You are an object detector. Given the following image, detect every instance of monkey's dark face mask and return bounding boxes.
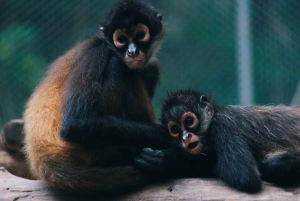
[168,112,203,155]
[112,24,150,69]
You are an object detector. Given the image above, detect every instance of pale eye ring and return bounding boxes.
[134,24,150,43]
[168,121,181,138]
[113,29,127,48]
[180,112,199,129]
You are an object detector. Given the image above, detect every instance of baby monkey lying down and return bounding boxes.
[160,89,300,193]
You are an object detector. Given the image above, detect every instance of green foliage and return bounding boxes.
[0,24,46,126]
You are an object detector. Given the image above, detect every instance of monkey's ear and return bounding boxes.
[100,26,105,31]
[156,13,163,21]
[199,95,214,133]
[199,95,209,108]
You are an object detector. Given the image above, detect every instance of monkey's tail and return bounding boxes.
[36,156,151,193]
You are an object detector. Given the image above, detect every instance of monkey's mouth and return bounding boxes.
[186,140,202,154]
[188,141,199,150]
[125,54,146,69]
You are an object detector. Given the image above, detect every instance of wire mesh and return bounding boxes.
[1,0,300,127]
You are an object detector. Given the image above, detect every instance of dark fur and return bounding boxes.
[59,38,166,149]
[22,0,170,193]
[161,89,300,193]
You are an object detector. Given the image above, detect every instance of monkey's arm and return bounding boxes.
[59,39,170,149]
[140,61,160,100]
[210,121,262,193]
[134,147,216,178]
[61,114,170,149]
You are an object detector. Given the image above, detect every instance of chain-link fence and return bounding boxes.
[1,0,300,127]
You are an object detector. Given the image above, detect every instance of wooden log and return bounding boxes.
[1,164,300,200]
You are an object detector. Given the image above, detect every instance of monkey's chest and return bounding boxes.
[119,81,155,123]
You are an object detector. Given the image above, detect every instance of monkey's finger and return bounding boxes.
[140,147,165,157]
[134,158,163,172]
[138,150,165,165]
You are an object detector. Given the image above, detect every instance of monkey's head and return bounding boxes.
[101,0,165,69]
[161,89,214,155]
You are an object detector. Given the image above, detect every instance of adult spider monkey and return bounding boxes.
[2,0,172,193]
[161,89,300,193]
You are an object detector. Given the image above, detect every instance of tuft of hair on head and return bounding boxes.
[101,0,165,40]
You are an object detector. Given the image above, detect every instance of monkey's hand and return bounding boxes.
[134,147,216,178]
[134,148,174,174]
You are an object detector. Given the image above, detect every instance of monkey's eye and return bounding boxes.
[181,112,199,129]
[118,35,127,44]
[170,125,180,134]
[136,31,145,40]
[133,24,150,43]
[113,30,128,48]
[185,117,194,126]
[168,121,181,138]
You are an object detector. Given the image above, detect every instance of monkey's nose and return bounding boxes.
[127,48,140,58]
[135,48,140,55]
[182,133,193,142]
[126,49,132,57]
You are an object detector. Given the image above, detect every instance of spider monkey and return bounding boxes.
[2,0,172,193]
[161,89,300,193]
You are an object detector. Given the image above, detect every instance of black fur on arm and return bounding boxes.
[59,38,169,149]
[210,111,262,193]
[140,61,161,100]
[134,146,216,178]
[61,114,169,149]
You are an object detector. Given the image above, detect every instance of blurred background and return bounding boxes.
[1,0,300,127]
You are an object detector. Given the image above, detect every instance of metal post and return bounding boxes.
[237,0,254,105]
[291,79,300,106]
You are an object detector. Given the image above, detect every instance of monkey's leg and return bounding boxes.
[260,152,300,186]
[28,147,153,192]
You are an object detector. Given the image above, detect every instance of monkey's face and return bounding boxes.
[101,0,165,69]
[162,90,214,155]
[167,112,203,155]
[112,24,151,69]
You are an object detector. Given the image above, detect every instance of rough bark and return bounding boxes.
[1,151,300,201]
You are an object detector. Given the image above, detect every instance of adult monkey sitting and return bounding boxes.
[2,0,171,193]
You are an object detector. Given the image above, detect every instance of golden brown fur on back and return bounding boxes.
[24,41,83,181]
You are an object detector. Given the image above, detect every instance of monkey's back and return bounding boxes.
[217,105,300,156]
[23,40,94,181]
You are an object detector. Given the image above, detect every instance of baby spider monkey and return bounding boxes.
[161,89,300,193]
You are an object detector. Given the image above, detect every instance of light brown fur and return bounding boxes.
[24,42,81,180]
